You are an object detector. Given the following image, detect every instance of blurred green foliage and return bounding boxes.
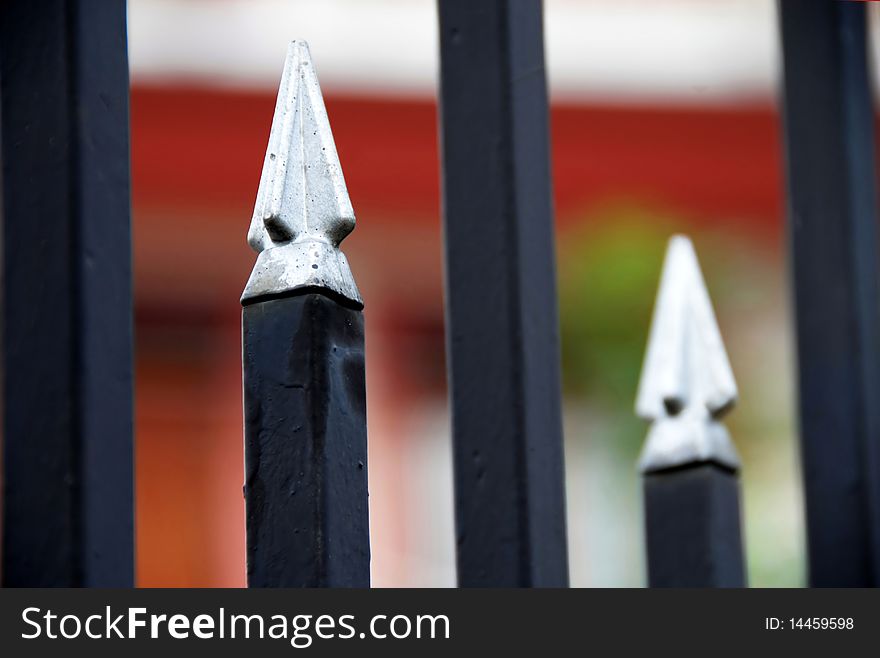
[557,205,676,453]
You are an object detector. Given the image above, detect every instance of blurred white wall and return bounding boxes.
[128,0,780,104]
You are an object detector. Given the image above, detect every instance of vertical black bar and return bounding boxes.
[0,0,133,586]
[644,464,746,588]
[437,0,569,587]
[778,0,880,586]
[243,294,370,587]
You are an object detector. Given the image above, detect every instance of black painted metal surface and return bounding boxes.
[0,0,133,587]
[243,293,369,587]
[644,464,746,588]
[437,0,568,587]
[778,0,880,586]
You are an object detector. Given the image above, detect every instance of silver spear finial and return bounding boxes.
[635,235,740,473]
[242,41,362,307]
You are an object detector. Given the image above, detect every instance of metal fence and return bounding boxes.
[1,0,879,588]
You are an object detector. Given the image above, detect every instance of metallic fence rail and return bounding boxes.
[241,42,370,588]
[0,0,133,587]
[778,0,880,587]
[436,0,570,588]
[637,237,746,587]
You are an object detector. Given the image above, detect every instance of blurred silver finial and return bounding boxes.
[242,41,362,307]
[635,235,739,473]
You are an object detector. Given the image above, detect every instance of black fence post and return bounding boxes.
[436,0,569,587]
[637,237,746,588]
[778,0,880,586]
[0,0,134,587]
[241,42,370,588]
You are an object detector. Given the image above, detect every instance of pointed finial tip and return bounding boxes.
[242,38,361,306]
[665,234,698,265]
[635,233,739,471]
[286,39,311,60]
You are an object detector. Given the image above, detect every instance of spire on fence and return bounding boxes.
[636,235,739,474]
[241,41,369,588]
[636,235,746,588]
[242,40,362,308]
